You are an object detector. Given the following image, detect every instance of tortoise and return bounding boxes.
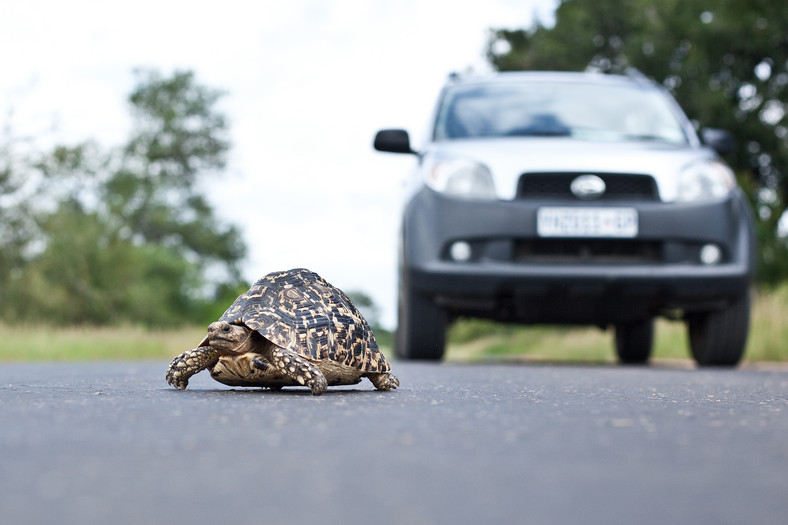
[166,268,399,395]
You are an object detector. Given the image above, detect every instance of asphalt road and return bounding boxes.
[1,361,787,525]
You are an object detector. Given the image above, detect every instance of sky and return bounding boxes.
[1,0,557,328]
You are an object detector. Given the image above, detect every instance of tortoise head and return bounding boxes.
[206,321,256,354]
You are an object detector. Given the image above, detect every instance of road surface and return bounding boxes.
[1,361,787,524]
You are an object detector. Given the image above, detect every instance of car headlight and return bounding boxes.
[677,160,736,202]
[425,157,496,199]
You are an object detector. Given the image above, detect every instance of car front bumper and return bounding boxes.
[402,188,756,325]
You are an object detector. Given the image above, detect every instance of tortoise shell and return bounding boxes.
[210,268,389,373]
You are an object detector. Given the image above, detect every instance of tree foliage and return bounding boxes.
[487,0,788,284]
[0,128,32,292]
[0,70,247,326]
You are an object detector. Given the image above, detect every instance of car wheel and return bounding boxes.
[614,319,654,364]
[395,269,447,360]
[687,292,750,367]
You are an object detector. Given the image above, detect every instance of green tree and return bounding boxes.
[0,69,247,326]
[111,69,245,281]
[0,127,32,298]
[487,0,788,283]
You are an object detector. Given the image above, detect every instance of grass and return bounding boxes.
[445,285,788,365]
[0,324,207,362]
[0,287,786,364]
[446,319,687,364]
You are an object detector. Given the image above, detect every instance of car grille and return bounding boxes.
[514,239,663,264]
[516,173,659,201]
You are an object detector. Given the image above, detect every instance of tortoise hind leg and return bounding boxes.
[367,372,400,391]
[166,346,221,390]
[268,346,328,395]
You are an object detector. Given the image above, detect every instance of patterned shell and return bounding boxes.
[212,268,390,373]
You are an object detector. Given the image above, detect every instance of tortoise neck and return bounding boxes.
[239,329,256,351]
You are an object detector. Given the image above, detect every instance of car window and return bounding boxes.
[434,80,689,145]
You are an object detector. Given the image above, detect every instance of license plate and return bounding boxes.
[537,207,638,238]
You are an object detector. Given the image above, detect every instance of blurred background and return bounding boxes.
[0,0,557,331]
[2,0,787,363]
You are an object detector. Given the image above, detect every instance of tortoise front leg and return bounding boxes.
[267,346,328,395]
[166,346,221,390]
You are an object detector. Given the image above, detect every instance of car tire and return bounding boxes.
[395,270,447,361]
[687,292,750,367]
[614,319,654,364]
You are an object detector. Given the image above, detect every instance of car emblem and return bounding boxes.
[570,174,606,200]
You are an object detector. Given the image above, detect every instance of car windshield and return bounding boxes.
[434,78,689,144]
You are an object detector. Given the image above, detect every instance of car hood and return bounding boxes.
[424,138,719,202]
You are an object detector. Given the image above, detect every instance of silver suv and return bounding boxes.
[374,71,756,366]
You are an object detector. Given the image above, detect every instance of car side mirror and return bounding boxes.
[701,128,735,156]
[373,129,416,154]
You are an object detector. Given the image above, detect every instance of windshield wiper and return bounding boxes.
[621,134,673,142]
[505,127,571,137]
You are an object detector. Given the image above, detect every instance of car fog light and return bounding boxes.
[449,241,472,262]
[700,244,722,265]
